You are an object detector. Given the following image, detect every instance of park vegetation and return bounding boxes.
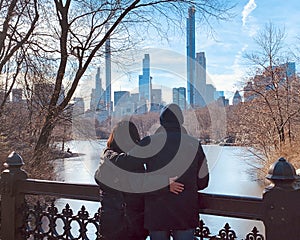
[228,23,300,181]
[0,0,234,178]
[1,1,300,183]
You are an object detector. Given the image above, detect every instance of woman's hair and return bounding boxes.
[107,120,140,153]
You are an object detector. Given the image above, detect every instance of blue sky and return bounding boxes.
[80,0,300,105]
[199,0,300,95]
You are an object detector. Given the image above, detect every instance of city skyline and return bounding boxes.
[151,0,300,97]
[78,0,300,108]
[86,4,227,110]
[89,50,228,119]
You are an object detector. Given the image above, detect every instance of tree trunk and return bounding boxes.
[33,114,56,162]
[279,126,285,144]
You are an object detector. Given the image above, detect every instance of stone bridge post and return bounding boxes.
[263,157,300,240]
[0,152,28,240]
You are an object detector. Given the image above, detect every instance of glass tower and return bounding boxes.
[195,52,206,107]
[186,6,196,107]
[173,87,186,110]
[139,54,151,102]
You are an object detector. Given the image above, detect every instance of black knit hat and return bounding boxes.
[160,103,184,126]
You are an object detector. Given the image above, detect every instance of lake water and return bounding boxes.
[54,140,265,239]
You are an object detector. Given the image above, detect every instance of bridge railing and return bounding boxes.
[1,152,300,239]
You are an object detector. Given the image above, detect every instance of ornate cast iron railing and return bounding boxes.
[21,200,264,240]
[1,152,300,240]
[21,202,102,239]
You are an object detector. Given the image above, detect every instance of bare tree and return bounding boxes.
[18,0,233,161]
[233,23,300,162]
[0,0,39,114]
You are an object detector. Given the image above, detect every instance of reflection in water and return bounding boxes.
[54,140,265,239]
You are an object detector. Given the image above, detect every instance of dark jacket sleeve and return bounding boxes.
[94,155,118,192]
[115,153,170,194]
[197,144,209,190]
[114,153,145,173]
[94,149,128,193]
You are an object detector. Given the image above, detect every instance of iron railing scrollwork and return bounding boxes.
[21,201,102,240]
[195,219,211,238]
[244,227,264,240]
[21,201,264,240]
[194,219,264,240]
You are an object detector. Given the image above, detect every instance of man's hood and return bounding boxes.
[159,103,184,127]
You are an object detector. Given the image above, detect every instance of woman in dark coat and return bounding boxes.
[94,120,148,240]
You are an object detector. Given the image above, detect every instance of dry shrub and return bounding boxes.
[254,141,300,186]
[269,142,300,171]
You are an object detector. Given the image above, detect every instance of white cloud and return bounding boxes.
[242,0,257,27]
[208,44,249,101]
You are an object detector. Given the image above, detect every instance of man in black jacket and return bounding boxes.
[127,103,209,240]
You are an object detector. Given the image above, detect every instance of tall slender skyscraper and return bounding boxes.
[139,54,151,102]
[186,6,196,107]
[105,25,112,114]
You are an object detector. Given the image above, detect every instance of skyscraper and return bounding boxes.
[90,67,105,110]
[232,90,242,105]
[139,54,151,103]
[280,62,296,77]
[150,88,162,112]
[95,67,103,99]
[195,52,206,107]
[114,91,130,107]
[151,88,162,104]
[186,6,196,107]
[205,84,216,104]
[173,87,186,110]
[105,25,112,114]
[73,97,85,115]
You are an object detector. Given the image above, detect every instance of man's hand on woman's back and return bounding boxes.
[169,176,184,194]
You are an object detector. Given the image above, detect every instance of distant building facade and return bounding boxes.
[151,88,162,104]
[173,87,186,110]
[12,88,23,102]
[150,88,162,112]
[90,67,105,111]
[73,97,85,116]
[195,52,206,107]
[280,62,296,78]
[242,61,296,102]
[232,90,242,105]
[217,96,229,106]
[205,84,216,104]
[243,81,254,102]
[114,91,130,107]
